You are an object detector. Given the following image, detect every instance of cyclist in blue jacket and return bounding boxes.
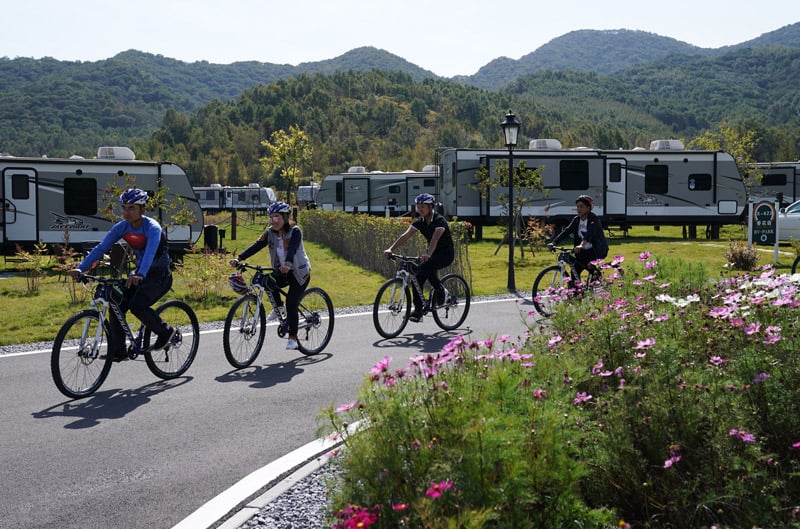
[384,193,454,322]
[69,188,175,360]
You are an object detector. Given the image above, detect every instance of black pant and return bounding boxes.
[110,267,173,349]
[266,271,309,336]
[573,248,599,280]
[413,250,454,312]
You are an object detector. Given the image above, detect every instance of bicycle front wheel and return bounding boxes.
[532,265,570,317]
[432,274,471,331]
[793,254,800,274]
[296,287,334,356]
[373,278,410,339]
[144,300,200,379]
[51,309,114,399]
[223,294,267,368]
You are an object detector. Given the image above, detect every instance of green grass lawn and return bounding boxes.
[1,222,796,346]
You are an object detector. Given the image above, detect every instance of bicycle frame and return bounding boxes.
[389,256,431,313]
[234,263,308,334]
[86,279,147,358]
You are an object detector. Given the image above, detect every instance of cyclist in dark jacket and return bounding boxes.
[384,193,454,322]
[69,188,175,360]
[548,194,608,281]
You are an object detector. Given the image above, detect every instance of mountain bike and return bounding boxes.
[223,262,334,368]
[373,254,470,339]
[51,274,200,399]
[531,246,623,317]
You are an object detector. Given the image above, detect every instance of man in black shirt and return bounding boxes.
[384,193,454,322]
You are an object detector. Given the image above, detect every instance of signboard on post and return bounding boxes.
[751,201,776,245]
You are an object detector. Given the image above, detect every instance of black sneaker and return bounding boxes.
[102,347,128,362]
[434,288,446,306]
[152,326,176,350]
[409,311,423,323]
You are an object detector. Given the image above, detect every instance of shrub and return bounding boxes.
[724,239,759,270]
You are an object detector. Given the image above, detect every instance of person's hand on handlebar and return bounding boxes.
[546,243,554,251]
[229,258,239,267]
[67,268,83,281]
[383,249,393,259]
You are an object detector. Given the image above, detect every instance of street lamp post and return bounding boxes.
[501,109,521,291]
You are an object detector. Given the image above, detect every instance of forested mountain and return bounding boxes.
[1,23,798,183]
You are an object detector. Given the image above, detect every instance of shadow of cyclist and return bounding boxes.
[372,329,472,354]
[32,377,192,429]
[215,353,332,389]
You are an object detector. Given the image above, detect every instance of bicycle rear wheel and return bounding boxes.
[532,265,570,317]
[144,300,200,379]
[296,287,334,356]
[373,278,410,339]
[432,274,471,331]
[223,294,266,369]
[51,309,114,399]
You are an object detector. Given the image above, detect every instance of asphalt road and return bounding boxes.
[0,296,535,529]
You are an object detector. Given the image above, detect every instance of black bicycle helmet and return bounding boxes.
[228,273,249,295]
[268,201,291,215]
[119,188,148,205]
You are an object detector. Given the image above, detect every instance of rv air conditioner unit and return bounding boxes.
[96,146,136,160]
[347,166,367,173]
[649,140,685,151]
[529,139,562,150]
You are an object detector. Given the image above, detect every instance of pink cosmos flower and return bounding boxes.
[709,356,729,366]
[639,252,651,261]
[532,388,548,401]
[335,401,358,413]
[729,428,756,442]
[753,372,771,383]
[425,480,454,499]
[573,392,592,405]
[744,323,761,335]
[369,356,392,375]
[633,338,655,349]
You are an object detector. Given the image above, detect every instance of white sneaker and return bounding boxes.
[286,338,299,350]
[266,310,278,322]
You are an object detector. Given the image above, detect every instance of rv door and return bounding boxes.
[343,178,369,213]
[3,168,38,243]
[605,158,626,218]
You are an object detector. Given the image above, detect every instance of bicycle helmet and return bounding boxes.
[119,188,148,205]
[415,193,435,205]
[268,201,291,215]
[576,195,593,208]
[228,272,249,295]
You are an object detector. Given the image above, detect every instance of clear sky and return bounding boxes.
[3,0,797,77]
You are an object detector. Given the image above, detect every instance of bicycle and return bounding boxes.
[792,253,800,275]
[531,246,623,318]
[372,254,471,339]
[51,274,200,399]
[223,262,334,368]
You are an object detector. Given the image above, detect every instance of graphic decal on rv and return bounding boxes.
[633,192,664,206]
[49,212,93,231]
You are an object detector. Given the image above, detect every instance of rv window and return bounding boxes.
[688,173,712,191]
[608,163,622,183]
[11,173,30,199]
[64,178,98,216]
[389,185,401,194]
[644,165,669,195]
[559,160,589,190]
[423,178,436,187]
[761,172,788,186]
[335,182,343,202]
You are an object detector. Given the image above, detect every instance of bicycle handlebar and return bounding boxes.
[386,253,420,264]
[234,262,275,273]
[76,274,126,285]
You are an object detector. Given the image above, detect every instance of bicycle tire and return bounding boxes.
[432,274,471,331]
[144,300,200,378]
[373,278,411,339]
[793,254,800,274]
[532,265,570,317]
[51,309,114,399]
[296,287,335,356]
[223,294,267,369]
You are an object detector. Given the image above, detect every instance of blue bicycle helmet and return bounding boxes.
[268,201,291,215]
[119,188,148,205]
[415,193,435,205]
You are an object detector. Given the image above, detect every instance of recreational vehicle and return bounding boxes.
[192,183,276,212]
[438,140,748,236]
[316,165,439,215]
[1,148,203,255]
[297,183,320,206]
[748,161,799,206]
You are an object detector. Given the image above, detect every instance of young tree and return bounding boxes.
[259,125,313,205]
[686,124,761,194]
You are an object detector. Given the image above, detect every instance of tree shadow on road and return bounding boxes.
[215,353,332,389]
[32,377,192,429]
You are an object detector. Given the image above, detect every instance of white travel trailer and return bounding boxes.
[192,183,276,212]
[438,140,748,237]
[1,148,203,255]
[316,165,439,215]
